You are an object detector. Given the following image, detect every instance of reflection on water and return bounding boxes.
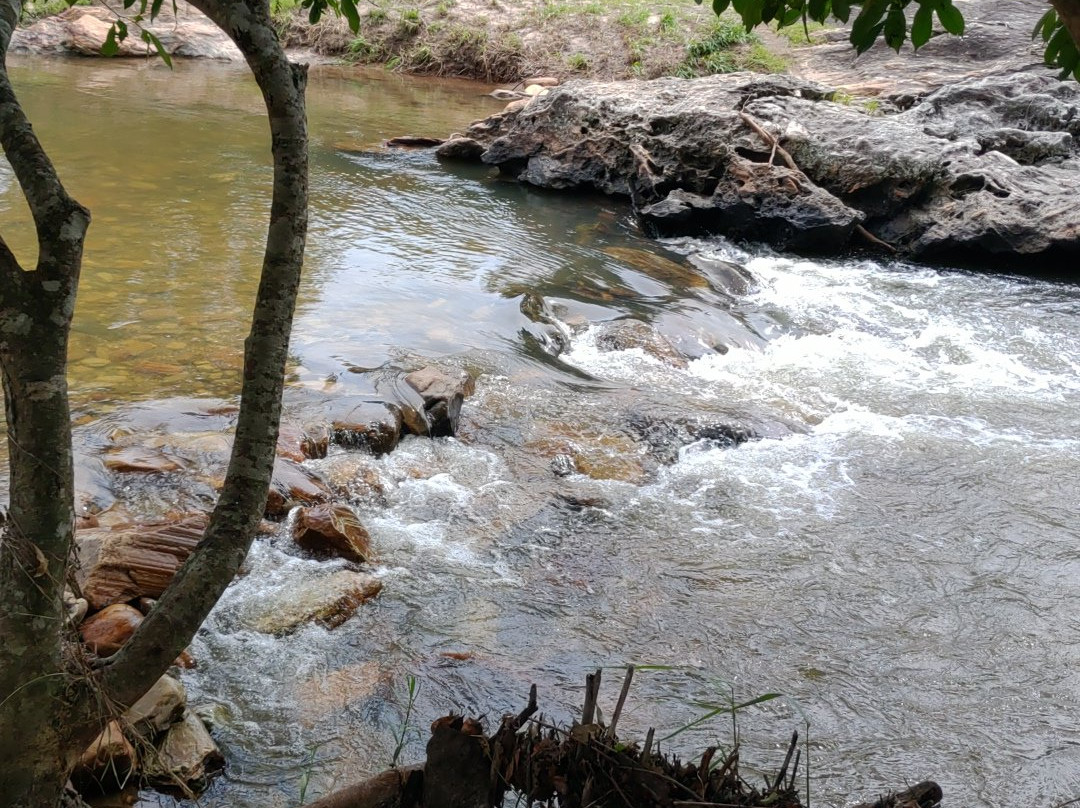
[4,59,1080,808]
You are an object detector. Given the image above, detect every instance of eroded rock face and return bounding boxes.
[449,72,1080,268]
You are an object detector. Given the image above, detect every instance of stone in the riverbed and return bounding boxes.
[79,603,144,657]
[102,446,185,474]
[144,711,224,793]
[123,674,187,738]
[593,319,688,368]
[435,136,486,161]
[265,458,333,518]
[292,504,373,563]
[72,721,136,795]
[301,397,403,456]
[75,515,208,610]
[247,569,383,634]
[404,366,474,438]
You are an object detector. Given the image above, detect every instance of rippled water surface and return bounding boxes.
[4,59,1080,808]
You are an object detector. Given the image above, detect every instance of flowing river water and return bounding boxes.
[3,58,1080,808]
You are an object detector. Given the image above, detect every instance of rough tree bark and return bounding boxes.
[1050,0,1080,52]
[0,0,309,803]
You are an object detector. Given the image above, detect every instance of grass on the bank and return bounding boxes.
[274,0,790,82]
[20,0,88,22]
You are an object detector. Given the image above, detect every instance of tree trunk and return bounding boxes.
[0,0,97,802]
[1050,0,1080,51]
[98,0,310,709]
[0,0,311,802]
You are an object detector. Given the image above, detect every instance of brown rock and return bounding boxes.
[292,504,372,563]
[144,711,224,793]
[435,137,486,161]
[328,399,403,455]
[123,674,186,738]
[102,446,184,474]
[523,76,559,87]
[275,422,310,462]
[80,604,144,657]
[75,516,208,611]
[404,366,474,438]
[73,721,136,795]
[265,458,332,518]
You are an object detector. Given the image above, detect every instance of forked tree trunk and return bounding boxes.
[0,0,310,803]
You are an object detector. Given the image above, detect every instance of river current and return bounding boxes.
[3,59,1080,808]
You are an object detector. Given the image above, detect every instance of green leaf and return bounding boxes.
[1033,9,1058,41]
[150,0,163,20]
[100,24,119,56]
[807,0,828,22]
[911,2,933,49]
[308,0,324,25]
[779,6,802,26]
[850,0,886,52]
[934,1,963,35]
[339,0,360,33]
[115,19,128,40]
[140,29,172,68]
[883,3,906,51]
[832,0,851,22]
[711,0,731,12]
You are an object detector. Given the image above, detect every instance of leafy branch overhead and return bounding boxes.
[699,0,1080,80]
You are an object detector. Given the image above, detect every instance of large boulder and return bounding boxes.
[10,4,241,59]
[75,516,207,611]
[450,72,1080,268]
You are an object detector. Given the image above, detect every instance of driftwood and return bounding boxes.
[305,669,941,808]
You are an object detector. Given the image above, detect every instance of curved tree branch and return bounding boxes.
[99,0,309,708]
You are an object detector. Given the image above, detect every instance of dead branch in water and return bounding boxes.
[305,668,941,808]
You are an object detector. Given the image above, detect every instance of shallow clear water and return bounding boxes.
[4,59,1080,808]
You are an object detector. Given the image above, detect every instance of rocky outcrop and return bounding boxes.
[445,72,1080,269]
[10,4,241,59]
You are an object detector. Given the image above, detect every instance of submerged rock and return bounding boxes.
[247,569,383,634]
[450,72,1080,269]
[265,458,332,518]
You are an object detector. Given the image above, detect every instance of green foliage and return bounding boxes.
[390,674,420,767]
[19,0,88,23]
[696,0,968,55]
[567,51,590,70]
[1034,9,1080,80]
[696,0,1078,81]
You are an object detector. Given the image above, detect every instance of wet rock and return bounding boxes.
[386,135,445,148]
[622,405,768,465]
[685,254,756,296]
[248,569,383,634]
[265,458,332,518]
[123,674,187,738]
[436,136,486,161]
[275,422,311,462]
[72,721,136,795]
[593,319,688,368]
[404,366,474,438]
[306,397,403,455]
[144,711,224,793]
[292,504,373,563]
[75,516,207,610]
[11,3,241,59]
[79,603,144,657]
[102,447,184,474]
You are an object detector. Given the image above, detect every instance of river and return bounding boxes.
[3,58,1080,808]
